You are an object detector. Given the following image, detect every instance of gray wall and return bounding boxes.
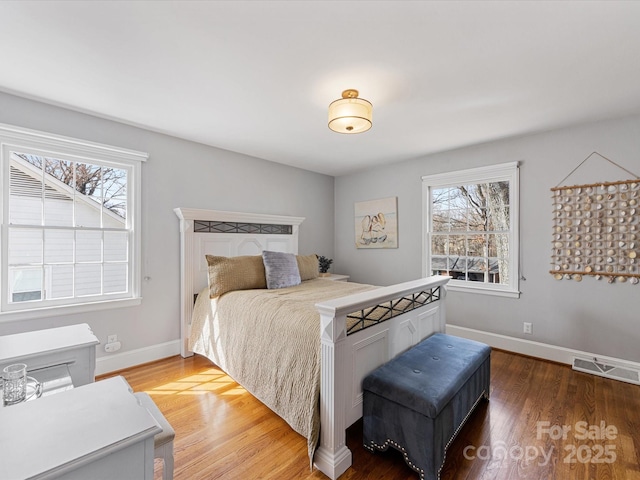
[0,92,335,357]
[2,89,639,366]
[335,114,640,363]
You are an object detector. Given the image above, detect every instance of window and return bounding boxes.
[422,162,520,298]
[1,123,147,320]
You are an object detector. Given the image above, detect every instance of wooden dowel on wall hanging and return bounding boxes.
[550,178,639,192]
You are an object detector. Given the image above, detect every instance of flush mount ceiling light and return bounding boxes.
[328,89,372,134]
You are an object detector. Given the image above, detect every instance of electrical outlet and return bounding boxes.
[523,322,533,335]
[107,334,118,344]
[105,341,121,353]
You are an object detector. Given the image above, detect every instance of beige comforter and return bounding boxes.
[189,278,376,464]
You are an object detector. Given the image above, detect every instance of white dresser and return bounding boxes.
[0,323,99,387]
[0,376,161,479]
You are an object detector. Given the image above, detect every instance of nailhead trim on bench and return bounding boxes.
[365,438,426,479]
[365,390,490,480]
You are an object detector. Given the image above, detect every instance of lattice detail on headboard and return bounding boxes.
[194,220,293,235]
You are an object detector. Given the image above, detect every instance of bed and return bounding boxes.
[175,208,450,479]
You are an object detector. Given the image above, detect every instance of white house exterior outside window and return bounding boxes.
[0,124,147,320]
[422,162,520,298]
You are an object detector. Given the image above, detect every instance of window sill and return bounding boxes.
[0,297,142,322]
[447,283,520,299]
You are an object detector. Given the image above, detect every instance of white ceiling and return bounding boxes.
[2,1,640,177]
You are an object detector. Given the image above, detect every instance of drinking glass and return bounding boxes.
[3,363,27,405]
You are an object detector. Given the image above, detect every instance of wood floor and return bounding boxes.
[99,349,640,480]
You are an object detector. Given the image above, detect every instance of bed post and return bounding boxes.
[174,208,195,358]
[314,304,351,480]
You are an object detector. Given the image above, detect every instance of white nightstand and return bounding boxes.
[324,273,350,282]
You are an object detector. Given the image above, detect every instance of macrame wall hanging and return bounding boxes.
[550,152,640,285]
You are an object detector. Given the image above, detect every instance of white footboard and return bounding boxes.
[313,275,450,479]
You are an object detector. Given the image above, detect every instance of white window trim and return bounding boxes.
[422,162,520,298]
[0,123,147,321]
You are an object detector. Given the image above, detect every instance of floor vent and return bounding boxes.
[572,357,640,385]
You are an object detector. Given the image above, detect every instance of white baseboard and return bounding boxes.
[95,328,640,378]
[95,340,181,375]
[446,324,640,372]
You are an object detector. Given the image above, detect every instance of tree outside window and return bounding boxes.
[0,123,146,319]
[423,163,519,298]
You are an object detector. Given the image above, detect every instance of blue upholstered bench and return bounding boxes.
[363,333,490,480]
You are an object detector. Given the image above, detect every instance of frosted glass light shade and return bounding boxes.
[328,90,372,134]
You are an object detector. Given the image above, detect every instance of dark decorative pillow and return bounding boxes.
[206,255,267,298]
[297,254,319,281]
[262,251,301,289]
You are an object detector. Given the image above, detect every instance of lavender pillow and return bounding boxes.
[262,251,301,289]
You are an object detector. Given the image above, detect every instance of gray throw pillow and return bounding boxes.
[262,250,301,289]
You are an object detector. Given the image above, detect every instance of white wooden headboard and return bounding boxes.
[174,208,305,357]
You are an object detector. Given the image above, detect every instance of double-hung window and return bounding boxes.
[0,123,147,320]
[422,162,520,298]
